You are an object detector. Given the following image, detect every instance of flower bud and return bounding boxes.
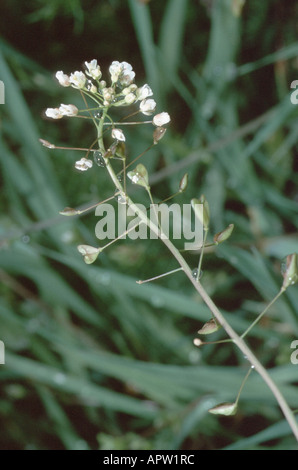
[197,318,221,335]
[208,402,238,416]
[59,207,81,216]
[282,253,298,289]
[39,139,55,149]
[213,224,234,244]
[98,80,106,89]
[153,127,167,144]
[115,142,126,160]
[124,92,136,104]
[179,173,188,192]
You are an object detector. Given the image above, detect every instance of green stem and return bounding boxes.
[196,228,208,281]
[137,267,183,285]
[96,119,298,442]
[235,367,253,406]
[241,287,286,339]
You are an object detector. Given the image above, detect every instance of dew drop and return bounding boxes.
[192,268,198,279]
[93,111,102,119]
[114,189,127,205]
[93,151,106,167]
[192,268,203,280]
[21,235,30,244]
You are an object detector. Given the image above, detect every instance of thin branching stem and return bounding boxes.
[103,157,298,442]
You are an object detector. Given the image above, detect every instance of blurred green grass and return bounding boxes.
[0,0,298,450]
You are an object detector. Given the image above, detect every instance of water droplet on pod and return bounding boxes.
[93,151,106,167]
[192,268,203,280]
[114,189,127,205]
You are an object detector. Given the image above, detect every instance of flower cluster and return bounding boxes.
[46,59,170,120]
[44,59,171,172]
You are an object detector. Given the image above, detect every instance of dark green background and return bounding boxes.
[0,0,298,450]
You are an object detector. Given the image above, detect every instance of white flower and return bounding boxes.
[89,84,97,94]
[119,61,135,86]
[136,84,153,101]
[109,61,123,83]
[69,71,86,89]
[85,59,102,80]
[59,104,79,116]
[152,112,171,127]
[111,128,126,142]
[140,98,156,116]
[75,158,93,171]
[56,71,70,87]
[109,61,135,85]
[45,108,63,119]
[124,92,136,104]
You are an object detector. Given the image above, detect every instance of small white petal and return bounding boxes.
[153,112,171,127]
[111,128,126,142]
[59,104,79,116]
[56,71,70,87]
[140,99,156,116]
[75,158,93,171]
[136,84,153,101]
[69,71,86,89]
[45,108,63,119]
[109,61,122,82]
[85,59,102,80]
